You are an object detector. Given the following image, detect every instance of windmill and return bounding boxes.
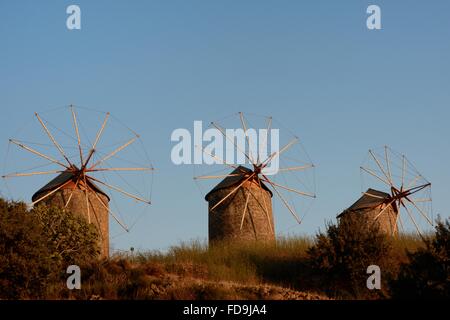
[2,105,154,257]
[194,112,316,243]
[339,146,432,237]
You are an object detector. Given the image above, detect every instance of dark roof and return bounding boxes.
[32,170,109,202]
[205,166,272,201]
[337,188,391,218]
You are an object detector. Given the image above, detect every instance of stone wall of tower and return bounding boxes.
[339,203,398,236]
[207,180,275,244]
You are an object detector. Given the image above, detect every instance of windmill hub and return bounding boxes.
[69,164,80,172]
[253,164,262,175]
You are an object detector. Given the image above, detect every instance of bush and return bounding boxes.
[0,198,100,299]
[307,214,394,299]
[391,218,450,299]
[32,204,100,266]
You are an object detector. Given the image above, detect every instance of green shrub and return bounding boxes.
[391,218,450,299]
[307,214,394,299]
[32,204,100,266]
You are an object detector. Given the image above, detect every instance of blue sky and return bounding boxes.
[1,1,449,252]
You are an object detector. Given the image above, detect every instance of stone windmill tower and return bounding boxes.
[195,112,316,244]
[205,166,274,243]
[337,188,398,235]
[3,106,154,258]
[32,169,110,257]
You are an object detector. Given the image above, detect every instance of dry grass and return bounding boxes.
[131,236,313,286]
[391,232,427,252]
[390,232,428,264]
[45,234,427,300]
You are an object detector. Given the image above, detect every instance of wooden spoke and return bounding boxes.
[31,180,71,206]
[362,192,386,199]
[9,139,69,169]
[86,193,103,237]
[87,167,154,173]
[92,112,110,150]
[2,169,64,178]
[88,176,151,204]
[266,117,272,135]
[384,146,393,186]
[369,149,393,186]
[211,122,253,165]
[239,112,255,164]
[401,155,406,188]
[404,197,433,226]
[210,173,255,212]
[89,136,138,170]
[405,175,422,190]
[240,190,251,230]
[35,113,72,166]
[263,177,301,224]
[65,192,74,208]
[373,199,396,221]
[261,176,315,198]
[70,105,84,165]
[392,207,400,236]
[83,112,110,168]
[194,145,241,171]
[400,200,424,238]
[410,198,432,203]
[91,188,129,232]
[194,173,242,180]
[261,137,298,168]
[396,210,405,235]
[82,175,91,224]
[360,166,391,186]
[277,164,314,172]
[83,150,96,170]
[404,183,431,197]
[258,116,272,165]
[256,178,274,234]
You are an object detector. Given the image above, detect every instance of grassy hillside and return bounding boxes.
[46,234,425,300]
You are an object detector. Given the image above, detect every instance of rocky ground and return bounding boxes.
[88,271,329,300]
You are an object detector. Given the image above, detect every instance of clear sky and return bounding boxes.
[1,1,449,252]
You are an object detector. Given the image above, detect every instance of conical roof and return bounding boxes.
[205,166,272,201]
[337,188,391,218]
[32,170,110,202]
